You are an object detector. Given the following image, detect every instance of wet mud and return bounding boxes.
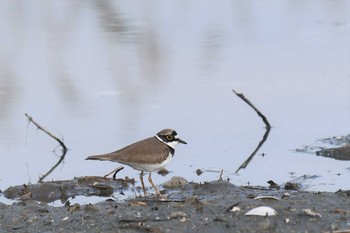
[3,176,135,203]
[1,134,349,232]
[295,134,350,161]
[1,178,349,233]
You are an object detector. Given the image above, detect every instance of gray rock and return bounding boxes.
[162,176,188,189]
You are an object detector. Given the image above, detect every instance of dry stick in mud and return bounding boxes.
[232,90,271,173]
[103,166,124,179]
[25,113,68,183]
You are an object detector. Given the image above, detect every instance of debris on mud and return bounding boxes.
[3,176,135,203]
[1,178,349,232]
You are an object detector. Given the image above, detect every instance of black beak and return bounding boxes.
[178,138,187,144]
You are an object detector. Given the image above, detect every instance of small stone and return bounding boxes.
[84,204,99,213]
[67,203,80,213]
[157,168,170,176]
[267,180,280,189]
[163,176,188,189]
[246,193,256,199]
[301,209,322,218]
[170,211,188,219]
[285,182,300,190]
[185,196,200,206]
[229,206,240,212]
[196,169,203,176]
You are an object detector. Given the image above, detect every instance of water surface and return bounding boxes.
[0,1,349,203]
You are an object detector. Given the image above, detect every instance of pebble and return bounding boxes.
[162,176,188,189]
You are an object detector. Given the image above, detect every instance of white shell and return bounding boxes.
[229,206,241,212]
[245,206,277,216]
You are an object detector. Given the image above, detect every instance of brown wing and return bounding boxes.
[86,137,170,164]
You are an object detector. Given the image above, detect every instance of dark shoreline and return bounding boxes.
[1,179,349,233]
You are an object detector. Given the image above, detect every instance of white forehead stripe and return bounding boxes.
[155,135,162,142]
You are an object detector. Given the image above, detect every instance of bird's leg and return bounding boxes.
[148,172,165,198]
[140,171,147,196]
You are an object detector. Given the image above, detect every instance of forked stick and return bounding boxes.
[25,113,68,182]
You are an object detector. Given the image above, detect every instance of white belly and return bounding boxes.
[121,154,173,172]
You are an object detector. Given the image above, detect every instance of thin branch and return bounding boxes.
[232,90,271,173]
[232,90,271,130]
[103,166,125,179]
[25,113,67,151]
[25,113,68,182]
[218,169,224,181]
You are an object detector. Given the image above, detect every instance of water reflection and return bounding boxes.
[232,89,271,173]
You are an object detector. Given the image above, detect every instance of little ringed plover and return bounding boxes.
[86,128,187,197]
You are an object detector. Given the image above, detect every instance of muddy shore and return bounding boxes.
[1,178,349,233]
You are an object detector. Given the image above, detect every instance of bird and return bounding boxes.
[86,128,187,197]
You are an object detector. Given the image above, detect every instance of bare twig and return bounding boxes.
[218,169,224,181]
[25,113,68,182]
[25,113,68,152]
[232,90,271,130]
[103,166,125,179]
[232,90,271,173]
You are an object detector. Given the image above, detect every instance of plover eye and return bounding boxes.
[166,135,173,140]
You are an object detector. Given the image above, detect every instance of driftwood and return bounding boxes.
[25,113,68,182]
[232,90,271,173]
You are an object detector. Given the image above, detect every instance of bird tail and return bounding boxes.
[85,154,113,161]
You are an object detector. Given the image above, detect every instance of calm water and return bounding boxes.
[0,1,349,204]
